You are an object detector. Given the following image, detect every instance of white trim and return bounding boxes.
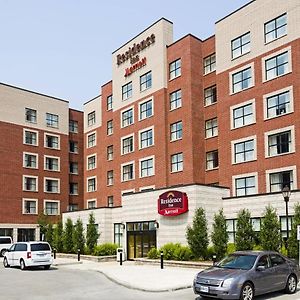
[138,126,154,150]
[231,135,257,165]
[121,161,135,182]
[23,152,38,169]
[232,172,258,196]
[22,175,38,192]
[43,199,60,215]
[87,153,97,170]
[23,128,39,147]
[263,86,294,120]
[121,189,135,195]
[86,131,97,148]
[121,133,135,155]
[120,105,134,128]
[230,99,256,130]
[44,155,60,172]
[139,155,155,178]
[138,96,154,121]
[44,132,60,150]
[22,198,38,215]
[44,177,60,194]
[87,176,97,193]
[87,198,97,209]
[139,185,155,192]
[264,125,295,158]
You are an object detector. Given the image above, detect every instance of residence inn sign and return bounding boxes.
[158,191,189,217]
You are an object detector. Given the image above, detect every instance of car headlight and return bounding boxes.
[222,278,234,288]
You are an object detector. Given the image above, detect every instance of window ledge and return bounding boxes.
[265,151,295,159]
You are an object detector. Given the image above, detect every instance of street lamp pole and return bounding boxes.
[282,185,291,245]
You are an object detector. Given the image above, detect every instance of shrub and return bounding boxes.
[147,248,159,259]
[86,213,99,255]
[281,244,288,257]
[288,203,300,258]
[235,209,254,251]
[63,218,74,253]
[253,244,263,251]
[53,221,64,252]
[174,246,193,261]
[160,243,181,260]
[73,218,85,254]
[93,243,118,256]
[206,246,215,260]
[227,243,236,254]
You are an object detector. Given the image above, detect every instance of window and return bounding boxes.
[107,95,113,111]
[170,90,182,110]
[69,162,78,174]
[44,201,59,215]
[140,157,154,178]
[233,139,255,163]
[226,219,236,243]
[268,130,292,156]
[231,32,250,59]
[232,102,254,129]
[122,135,134,155]
[171,153,183,172]
[44,178,59,193]
[206,150,218,170]
[265,51,289,81]
[69,120,78,133]
[140,128,153,149]
[265,14,287,43]
[232,67,252,93]
[114,224,123,246]
[107,170,113,186]
[235,176,256,196]
[108,196,114,208]
[269,170,293,192]
[266,90,291,119]
[107,145,113,160]
[87,155,96,170]
[280,216,292,238]
[69,183,78,195]
[122,82,132,100]
[46,113,59,128]
[45,156,59,171]
[24,130,38,146]
[170,121,182,141]
[24,153,37,169]
[69,141,78,153]
[122,163,134,181]
[23,199,37,214]
[203,53,216,74]
[139,99,153,120]
[204,85,217,106]
[140,71,152,91]
[87,200,96,209]
[205,118,218,138]
[68,204,78,212]
[88,111,96,126]
[121,108,133,127]
[169,59,181,80]
[107,120,113,135]
[87,177,96,192]
[23,176,38,192]
[87,132,96,148]
[25,108,37,123]
[45,134,59,149]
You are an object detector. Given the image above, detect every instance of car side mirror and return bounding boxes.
[256,265,266,271]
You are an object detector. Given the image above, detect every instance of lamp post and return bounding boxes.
[282,185,291,243]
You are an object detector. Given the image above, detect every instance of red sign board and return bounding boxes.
[158,191,188,217]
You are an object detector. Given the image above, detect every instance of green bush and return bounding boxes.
[253,244,263,251]
[206,246,215,260]
[227,243,236,254]
[174,246,193,261]
[93,243,118,256]
[147,248,159,259]
[280,244,288,257]
[160,243,181,260]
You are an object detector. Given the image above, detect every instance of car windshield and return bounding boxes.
[30,243,50,251]
[217,254,257,270]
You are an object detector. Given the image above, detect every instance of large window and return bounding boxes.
[169,59,181,80]
[171,153,183,173]
[233,139,255,163]
[269,170,293,192]
[107,120,113,135]
[87,155,96,170]
[235,176,256,196]
[139,99,153,120]
[107,145,113,161]
[140,157,154,178]
[107,170,113,186]
[170,121,182,141]
[231,32,250,59]
[88,111,96,126]
[45,156,59,171]
[44,178,59,193]
[268,130,291,156]
[140,71,152,91]
[170,90,182,110]
[205,118,218,138]
[265,14,287,44]
[87,132,96,148]
[107,95,113,111]
[25,108,37,123]
[23,176,38,192]
[24,130,38,146]
[122,163,134,181]
[232,102,254,128]
[265,51,289,81]
[206,150,218,170]
[114,224,123,246]
[140,128,153,149]
[266,90,291,119]
[203,53,216,74]
[204,85,217,106]
[46,113,59,128]
[45,134,59,149]
[121,108,133,127]
[87,177,96,192]
[24,153,38,169]
[122,82,132,100]
[232,67,252,93]
[122,135,134,155]
[44,201,59,215]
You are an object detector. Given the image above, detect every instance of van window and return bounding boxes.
[15,243,28,251]
[0,237,12,244]
[31,243,50,251]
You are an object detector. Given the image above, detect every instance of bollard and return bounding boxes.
[53,248,56,259]
[77,249,80,262]
[160,250,164,269]
[120,252,123,266]
[212,254,217,266]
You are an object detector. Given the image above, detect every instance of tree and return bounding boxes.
[63,218,74,253]
[186,207,209,259]
[73,218,85,253]
[235,209,254,251]
[86,213,99,254]
[260,205,281,251]
[211,209,228,260]
[53,221,64,252]
[37,213,50,241]
[288,203,300,258]
[45,223,54,247]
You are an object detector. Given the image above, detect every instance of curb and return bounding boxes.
[53,261,83,266]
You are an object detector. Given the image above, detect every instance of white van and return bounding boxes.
[3,241,53,270]
[0,236,13,256]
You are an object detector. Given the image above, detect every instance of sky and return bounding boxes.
[1,0,250,110]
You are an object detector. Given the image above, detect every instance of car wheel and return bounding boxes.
[20,259,26,271]
[44,265,50,270]
[240,282,254,300]
[3,257,9,268]
[285,274,297,294]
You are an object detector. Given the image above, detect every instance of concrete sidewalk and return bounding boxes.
[53,257,202,292]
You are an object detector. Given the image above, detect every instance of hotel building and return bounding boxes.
[1,0,300,258]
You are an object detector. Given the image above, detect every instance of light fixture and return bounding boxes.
[154,220,159,229]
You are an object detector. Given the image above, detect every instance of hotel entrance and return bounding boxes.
[126,221,157,259]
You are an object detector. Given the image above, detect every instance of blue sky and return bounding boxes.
[1,0,249,110]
